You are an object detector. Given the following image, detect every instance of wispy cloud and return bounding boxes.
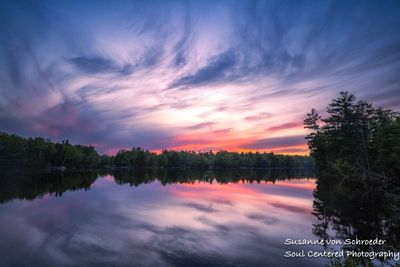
[184,122,216,130]
[69,56,134,76]
[240,136,306,150]
[170,50,237,89]
[244,112,271,121]
[266,122,302,131]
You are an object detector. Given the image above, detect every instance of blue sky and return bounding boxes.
[0,0,399,154]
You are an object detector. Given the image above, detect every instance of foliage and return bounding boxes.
[110,149,314,170]
[0,133,99,169]
[304,91,400,179]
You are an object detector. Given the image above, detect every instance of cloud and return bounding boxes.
[69,56,133,76]
[184,122,216,130]
[137,45,165,69]
[240,135,305,150]
[169,50,237,89]
[266,122,302,131]
[244,112,271,121]
[212,128,232,134]
[172,10,195,68]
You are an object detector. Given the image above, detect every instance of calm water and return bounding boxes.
[0,170,327,267]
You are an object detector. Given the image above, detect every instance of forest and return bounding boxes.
[0,132,314,170]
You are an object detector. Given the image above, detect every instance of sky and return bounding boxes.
[0,0,399,155]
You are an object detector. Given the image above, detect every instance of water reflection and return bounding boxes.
[0,169,322,267]
[0,169,315,203]
[313,173,400,266]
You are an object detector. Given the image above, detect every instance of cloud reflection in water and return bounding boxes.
[0,175,323,267]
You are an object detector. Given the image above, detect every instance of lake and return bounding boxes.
[0,169,342,266]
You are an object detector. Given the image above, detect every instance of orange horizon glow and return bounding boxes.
[113,130,311,156]
[109,145,310,156]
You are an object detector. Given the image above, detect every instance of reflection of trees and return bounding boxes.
[0,170,100,203]
[112,168,316,186]
[312,173,400,266]
[0,168,315,203]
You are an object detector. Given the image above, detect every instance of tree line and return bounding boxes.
[0,134,100,169]
[111,148,314,169]
[0,132,314,170]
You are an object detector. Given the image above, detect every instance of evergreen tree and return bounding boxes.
[304,91,400,179]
